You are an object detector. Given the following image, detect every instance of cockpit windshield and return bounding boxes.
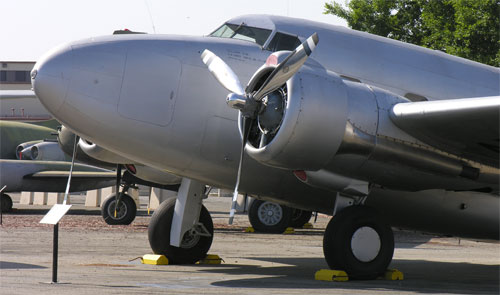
[209,23,272,46]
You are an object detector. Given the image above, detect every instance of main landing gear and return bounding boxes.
[248,199,313,233]
[148,178,213,264]
[146,179,394,278]
[1,193,13,213]
[101,190,137,225]
[101,165,137,225]
[323,205,394,279]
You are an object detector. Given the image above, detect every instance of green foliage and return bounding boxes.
[324,0,500,66]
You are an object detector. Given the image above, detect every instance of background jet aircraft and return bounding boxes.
[32,14,499,279]
[0,120,116,212]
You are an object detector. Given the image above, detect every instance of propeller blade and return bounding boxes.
[201,49,245,96]
[62,135,78,205]
[253,33,319,101]
[229,116,252,224]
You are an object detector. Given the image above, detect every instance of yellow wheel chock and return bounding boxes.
[315,268,404,282]
[141,254,169,265]
[315,269,349,282]
[197,254,223,265]
[302,222,314,229]
[384,269,404,280]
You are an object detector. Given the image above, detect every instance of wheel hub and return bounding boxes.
[257,202,283,226]
[180,229,201,249]
[351,226,381,262]
[108,200,127,220]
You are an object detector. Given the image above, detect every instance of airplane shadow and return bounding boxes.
[194,257,499,294]
[0,261,47,269]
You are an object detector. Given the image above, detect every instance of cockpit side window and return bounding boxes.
[209,23,272,47]
[266,32,301,52]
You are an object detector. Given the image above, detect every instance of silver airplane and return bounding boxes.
[31,15,499,279]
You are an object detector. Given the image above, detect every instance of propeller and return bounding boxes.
[201,33,319,224]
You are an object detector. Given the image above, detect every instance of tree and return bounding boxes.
[324,0,499,66]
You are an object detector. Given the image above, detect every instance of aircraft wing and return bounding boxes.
[390,96,500,167]
[0,90,37,99]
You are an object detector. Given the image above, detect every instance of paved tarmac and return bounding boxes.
[0,195,499,294]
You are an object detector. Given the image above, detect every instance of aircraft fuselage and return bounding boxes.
[32,16,499,239]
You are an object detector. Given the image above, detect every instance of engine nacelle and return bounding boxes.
[58,126,181,186]
[241,62,494,192]
[58,126,116,169]
[29,141,68,161]
[78,138,134,164]
[16,140,41,159]
[245,68,348,170]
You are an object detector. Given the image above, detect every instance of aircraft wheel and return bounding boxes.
[323,205,394,280]
[148,198,214,264]
[1,193,13,213]
[290,208,312,228]
[101,193,137,225]
[248,200,292,233]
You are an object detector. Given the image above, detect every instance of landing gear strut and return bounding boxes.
[323,205,394,280]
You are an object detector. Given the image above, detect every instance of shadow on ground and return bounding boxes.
[0,261,47,269]
[194,257,499,294]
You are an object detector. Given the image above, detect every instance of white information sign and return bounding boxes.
[40,204,72,225]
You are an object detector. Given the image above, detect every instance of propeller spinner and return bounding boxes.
[201,33,319,224]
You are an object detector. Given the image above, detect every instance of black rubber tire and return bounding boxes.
[101,193,137,225]
[1,193,13,213]
[323,206,394,280]
[248,200,292,233]
[148,198,214,264]
[290,208,313,228]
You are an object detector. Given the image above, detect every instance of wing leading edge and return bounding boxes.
[390,96,500,167]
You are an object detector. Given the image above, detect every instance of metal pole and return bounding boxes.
[52,223,59,283]
[0,185,7,226]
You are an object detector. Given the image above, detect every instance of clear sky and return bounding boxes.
[0,0,346,61]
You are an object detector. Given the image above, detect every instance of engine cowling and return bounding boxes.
[29,141,68,161]
[57,126,116,169]
[244,67,348,171]
[16,140,41,159]
[78,138,134,164]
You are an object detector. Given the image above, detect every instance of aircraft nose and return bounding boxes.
[32,44,73,114]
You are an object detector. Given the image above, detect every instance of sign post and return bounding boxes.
[40,203,72,283]
[39,135,77,283]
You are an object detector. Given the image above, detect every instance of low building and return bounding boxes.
[0,61,52,121]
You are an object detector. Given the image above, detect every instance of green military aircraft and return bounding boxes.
[0,120,115,212]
